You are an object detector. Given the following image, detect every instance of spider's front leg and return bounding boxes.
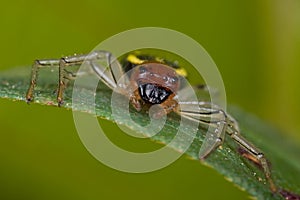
[178,101,228,159]
[26,59,60,103]
[26,55,90,105]
[56,54,90,106]
[178,101,277,192]
[226,117,277,192]
[26,51,127,106]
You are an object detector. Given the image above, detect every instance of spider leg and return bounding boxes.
[26,51,127,106]
[177,101,228,159]
[88,50,129,90]
[150,93,178,119]
[178,101,277,192]
[226,117,277,192]
[26,59,60,103]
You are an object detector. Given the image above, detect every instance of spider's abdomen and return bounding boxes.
[138,83,171,104]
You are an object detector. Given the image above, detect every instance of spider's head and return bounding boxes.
[131,63,180,104]
[133,63,180,91]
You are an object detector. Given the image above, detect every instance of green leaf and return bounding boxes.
[1,67,300,200]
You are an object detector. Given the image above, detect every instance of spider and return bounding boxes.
[25,50,277,193]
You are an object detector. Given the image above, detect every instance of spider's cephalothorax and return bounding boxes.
[129,63,181,111]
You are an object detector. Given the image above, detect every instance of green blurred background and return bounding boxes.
[0,0,299,199]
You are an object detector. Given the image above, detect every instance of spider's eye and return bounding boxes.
[170,76,178,84]
[139,66,147,73]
